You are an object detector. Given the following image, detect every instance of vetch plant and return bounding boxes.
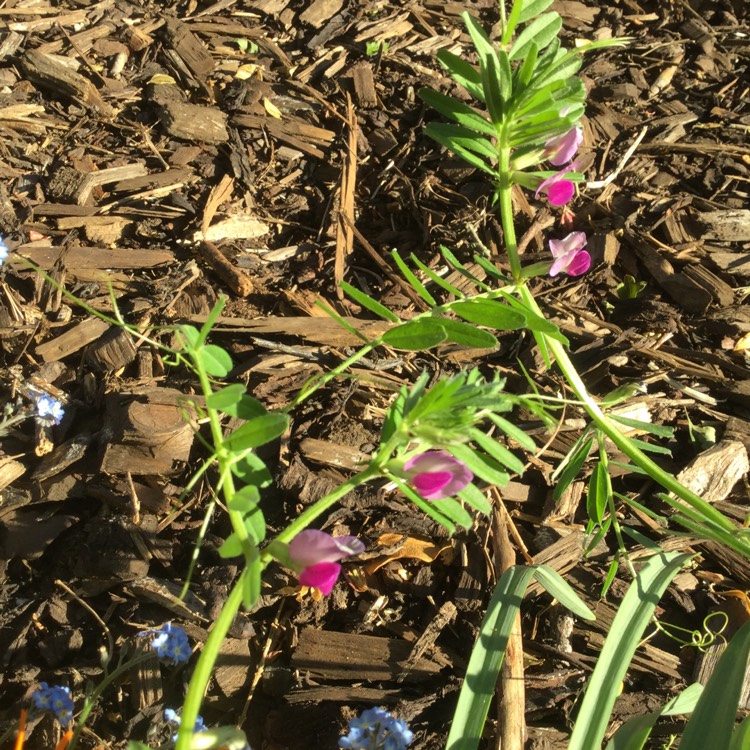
[417,0,750,560]
[544,126,582,166]
[9,2,750,748]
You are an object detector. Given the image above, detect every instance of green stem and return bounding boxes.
[193,353,252,560]
[175,570,246,750]
[288,341,377,409]
[68,653,154,750]
[269,464,381,546]
[174,463,381,750]
[498,145,522,282]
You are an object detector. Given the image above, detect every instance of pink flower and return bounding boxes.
[535,161,579,206]
[288,530,365,595]
[544,127,583,166]
[549,231,591,277]
[404,450,473,500]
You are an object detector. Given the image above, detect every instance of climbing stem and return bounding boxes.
[175,463,381,750]
[494,174,749,555]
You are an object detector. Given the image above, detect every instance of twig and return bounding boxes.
[587,126,648,189]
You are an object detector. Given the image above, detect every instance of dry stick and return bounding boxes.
[586,126,647,190]
[239,600,285,725]
[196,240,254,297]
[493,508,526,750]
[334,93,357,300]
[55,579,114,661]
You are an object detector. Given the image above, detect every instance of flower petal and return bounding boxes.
[289,530,364,569]
[546,127,583,166]
[299,561,341,595]
[412,470,452,500]
[566,250,591,276]
[546,180,575,206]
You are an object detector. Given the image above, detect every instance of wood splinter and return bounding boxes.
[196,240,254,297]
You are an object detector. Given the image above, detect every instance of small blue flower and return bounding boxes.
[147,622,191,664]
[339,707,413,750]
[35,394,65,425]
[0,240,8,266]
[163,707,207,742]
[31,683,74,725]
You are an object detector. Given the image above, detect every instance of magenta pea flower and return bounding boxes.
[288,530,365,595]
[404,450,472,500]
[549,231,591,277]
[544,127,583,166]
[535,162,579,206]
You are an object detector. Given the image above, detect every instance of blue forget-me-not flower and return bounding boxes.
[163,707,207,742]
[148,622,191,664]
[34,394,65,424]
[31,683,74,725]
[339,707,413,750]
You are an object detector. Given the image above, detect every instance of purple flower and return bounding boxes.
[545,127,583,166]
[549,231,591,277]
[31,683,74,725]
[535,162,579,206]
[34,394,64,424]
[339,707,413,750]
[148,622,191,664]
[0,240,7,266]
[288,530,365,595]
[404,450,472,500]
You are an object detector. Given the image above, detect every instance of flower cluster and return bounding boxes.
[404,450,472,500]
[34,393,65,424]
[163,708,207,742]
[339,707,413,750]
[148,623,191,664]
[31,683,74,725]
[288,530,365,595]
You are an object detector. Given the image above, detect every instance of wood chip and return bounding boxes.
[292,628,441,682]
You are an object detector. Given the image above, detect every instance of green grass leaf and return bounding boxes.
[446,566,537,750]
[533,565,595,620]
[567,551,693,750]
[681,619,750,750]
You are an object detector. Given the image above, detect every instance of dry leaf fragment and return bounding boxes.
[263,96,282,119]
[363,532,451,575]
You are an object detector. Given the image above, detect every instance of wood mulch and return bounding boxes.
[1,0,750,748]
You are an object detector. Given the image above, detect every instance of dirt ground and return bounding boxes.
[1,0,750,748]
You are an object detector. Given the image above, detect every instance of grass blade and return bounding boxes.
[567,550,693,750]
